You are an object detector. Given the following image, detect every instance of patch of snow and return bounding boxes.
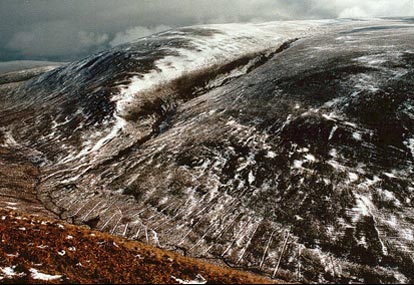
[387,214,399,228]
[392,69,408,79]
[354,74,380,93]
[323,96,345,108]
[172,274,207,284]
[383,190,396,201]
[348,172,359,182]
[304,153,316,162]
[377,189,401,207]
[58,250,66,256]
[393,272,410,284]
[354,55,387,66]
[352,132,362,141]
[248,171,255,184]
[0,130,19,148]
[357,235,367,247]
[402,228,413,241]
[328,125,338,141]
[0,266,25,279]
[352,194,389,255]
[384,172,397,179]
[322,112,341,122]
[343,121,358,128]
[353,198,370,217]
[358,176,381,189]
[295,215,304,221]
[29,268,62,281]
[404,138,414,158]
[297,147,309,153]
[91,115,126,153]
[266,151,277,158]
[293,160,303,168]
[327,159,345,171]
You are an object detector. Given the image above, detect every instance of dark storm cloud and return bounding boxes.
[0,0,413,62]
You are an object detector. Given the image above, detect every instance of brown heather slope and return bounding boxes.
[0,209,284,284]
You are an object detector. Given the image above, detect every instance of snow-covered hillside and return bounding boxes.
[1,18,414,283]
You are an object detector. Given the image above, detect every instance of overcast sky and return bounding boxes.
[0,0,413,62]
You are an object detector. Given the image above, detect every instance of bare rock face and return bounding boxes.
[1,19,414,283]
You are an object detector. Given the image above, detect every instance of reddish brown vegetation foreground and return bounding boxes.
[0,209,282,284]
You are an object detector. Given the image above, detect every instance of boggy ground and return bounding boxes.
[0,209,283,284]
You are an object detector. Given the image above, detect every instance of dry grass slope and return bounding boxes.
[0,209,284,284]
